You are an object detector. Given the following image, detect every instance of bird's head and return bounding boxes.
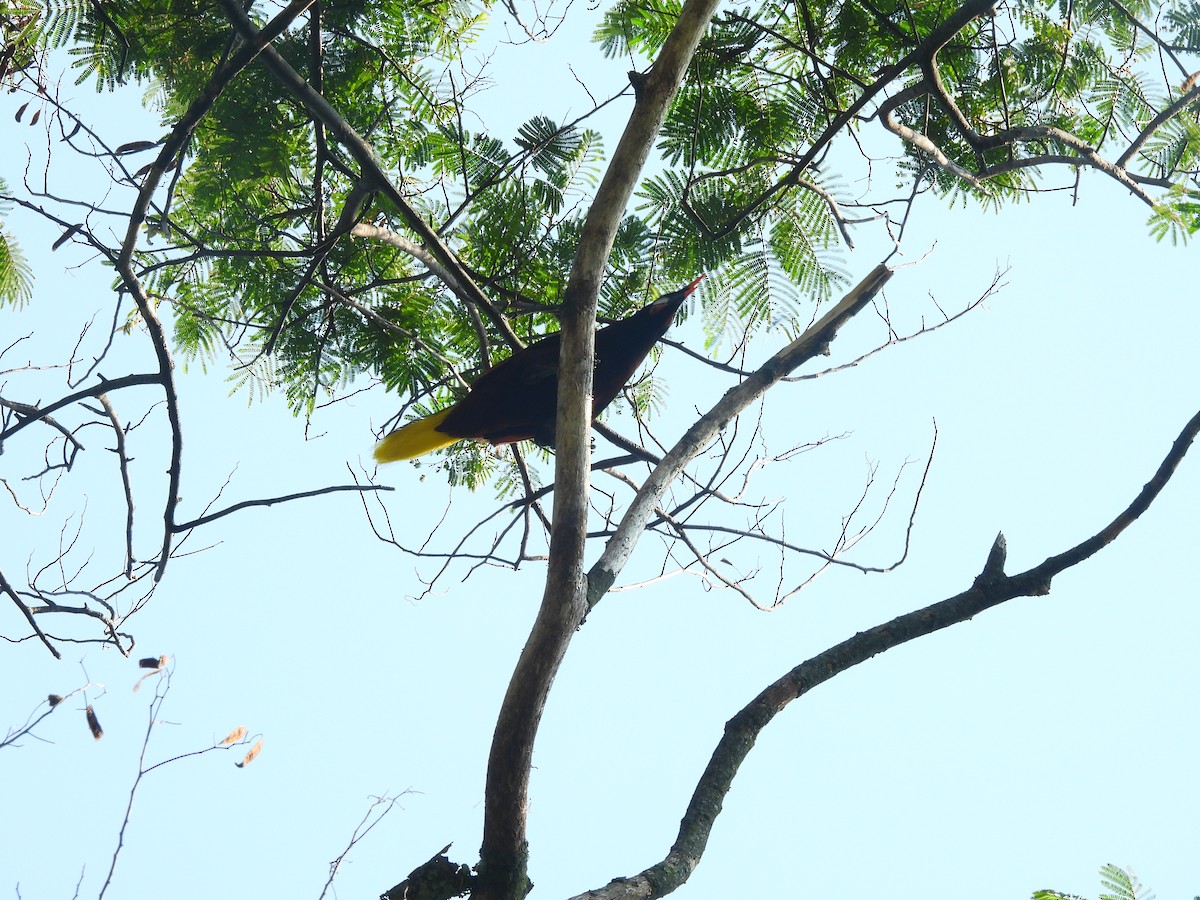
[645,273,706,314]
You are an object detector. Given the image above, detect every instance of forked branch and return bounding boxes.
[478,2,725,896]
[571,405,1200,900]
[588,263,895,606]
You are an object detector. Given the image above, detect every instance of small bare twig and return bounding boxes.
[0,684,92,748]
[0,566,61,658]
[96,394,135,576]
[318,793,406,900]
[96,665,257,900]
[172,483,394,532]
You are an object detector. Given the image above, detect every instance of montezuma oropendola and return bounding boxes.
[374,275,705,462]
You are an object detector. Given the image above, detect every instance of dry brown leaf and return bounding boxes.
[114,139,158,155]
[235,739,263,768]
[85,705,103,740]
[220,726,247,746]
[52,224,82,250]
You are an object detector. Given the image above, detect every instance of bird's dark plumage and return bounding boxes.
[374,275,705,462]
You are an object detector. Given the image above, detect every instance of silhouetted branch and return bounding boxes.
[97,665,258,899]
[319,794,407,900]
[96,394,136,577]
[108,0,321,582]
[588,263,894,606]
[0,373,159,444]
[479,3,725,894]
[217,0,525,352]
[0,684,91,748]
[173,483,394,532]
[0,568,60,657]
[570,405,1200,900]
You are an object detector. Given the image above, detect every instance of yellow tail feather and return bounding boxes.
[374,409,459,462]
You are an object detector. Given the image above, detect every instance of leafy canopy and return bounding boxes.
[5,0,1198,482]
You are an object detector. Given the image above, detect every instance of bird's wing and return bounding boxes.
[516,357,559,385]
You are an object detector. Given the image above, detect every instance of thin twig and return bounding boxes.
[173,483,394,532]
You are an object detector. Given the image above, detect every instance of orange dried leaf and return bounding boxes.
[235,739,263,768]
[220,726,247,746]
[134,655,171,691]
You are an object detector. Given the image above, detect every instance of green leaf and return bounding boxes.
[0,222,33,310]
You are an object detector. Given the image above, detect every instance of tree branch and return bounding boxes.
[96,394,136,577]
[0,373,160,444]
[571,406,1200,900]
[111,0,321,581]
[587,263,894,607]
[216,0,524,351]
[0,567,61,659]
[477,3,723,896]
[172,483,394,532]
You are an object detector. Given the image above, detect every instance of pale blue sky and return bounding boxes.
[2,6,1197,900]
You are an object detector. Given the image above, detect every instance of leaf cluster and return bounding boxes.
[1033,862,1155,900]
[15,0,1200,485]
[0,178,33,309]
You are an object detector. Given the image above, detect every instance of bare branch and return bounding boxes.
[96,394,135,577]
[173,483,394,532]
[878,85,990,190]
[787,268,1005,382]
[319,794,406,900]
[587,264,894,607]
[95,666,259,899]
[479,3,725,894]
[655,506,761,607]
[106,0,322,582]
[0,685,90,749]
[0,373,159,444]
[570,406,1200,900]
[0,566,61,659]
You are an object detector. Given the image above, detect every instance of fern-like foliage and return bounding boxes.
[1097,863,1148,900]
[0,0,44,82]
[1148,183,1200,242]
[594,0,682,59]
[36,0,86,50]
[1164,0,1200,46]
[0,180,33,309]
[1032,863,1155,900]
[13,0,1199,489]
[0,225,33,310]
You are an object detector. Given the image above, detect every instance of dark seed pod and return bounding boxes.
[85,705,103,740]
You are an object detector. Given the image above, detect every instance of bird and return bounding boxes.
[374,275,706,462]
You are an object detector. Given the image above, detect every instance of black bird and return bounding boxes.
[374,275,705,461]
